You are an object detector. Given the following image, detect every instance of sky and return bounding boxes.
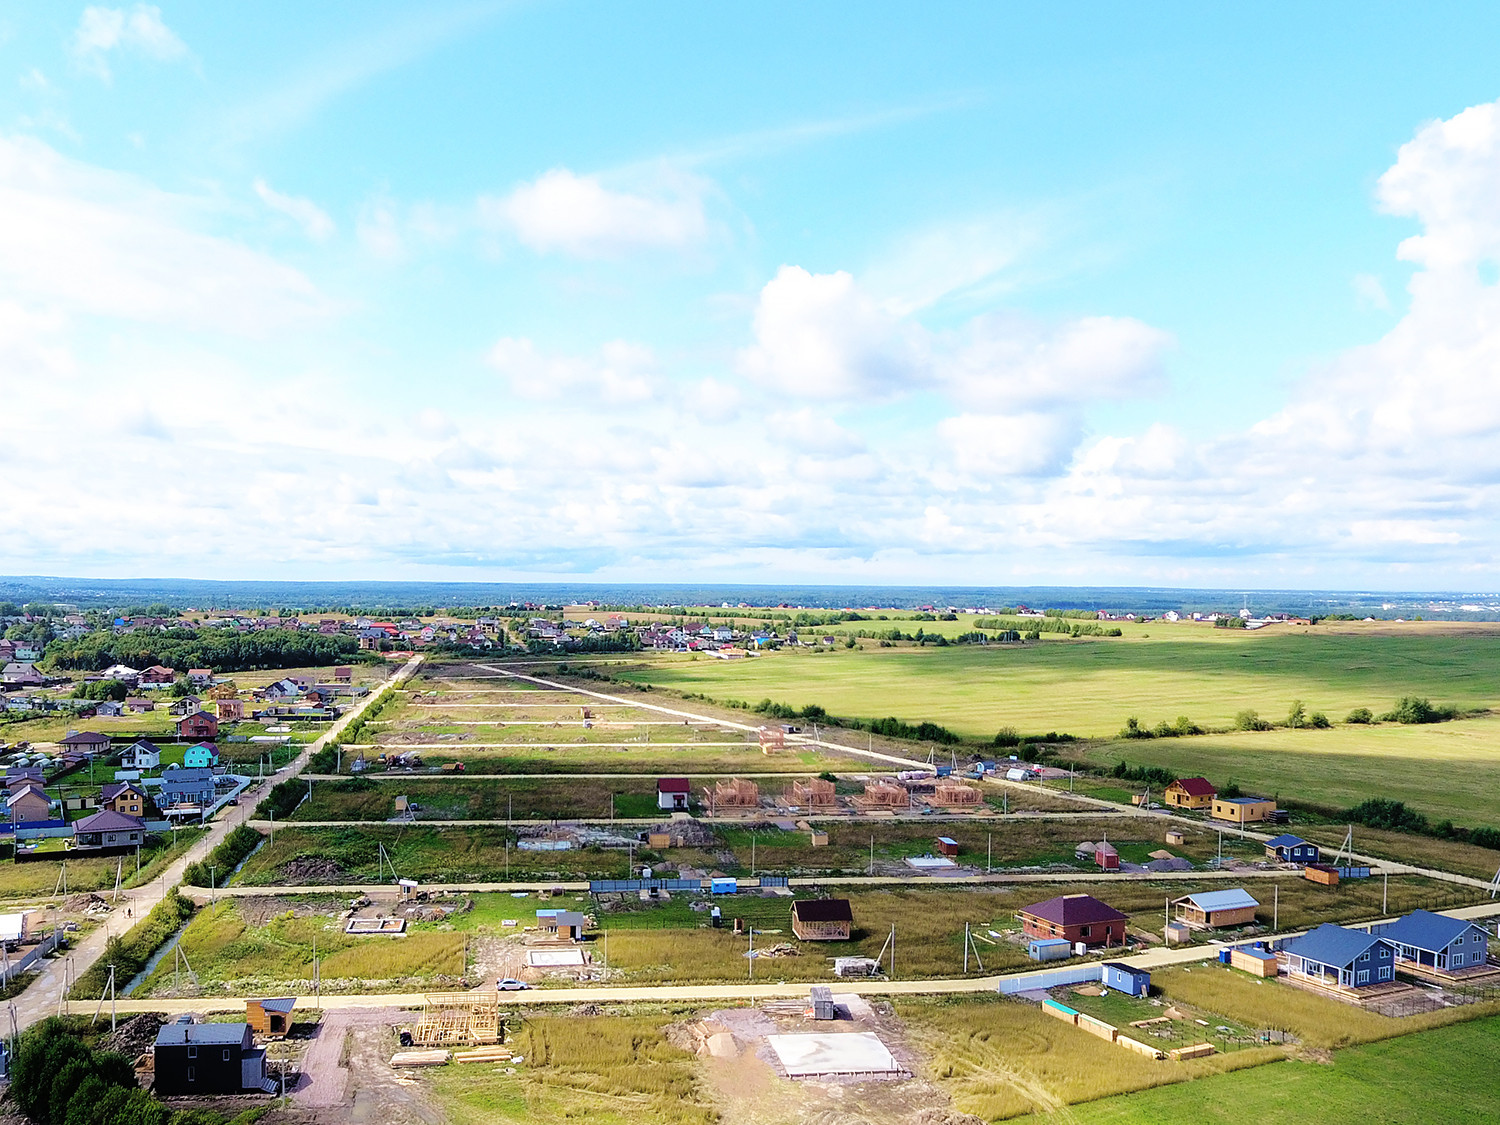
[5,3,1500,589]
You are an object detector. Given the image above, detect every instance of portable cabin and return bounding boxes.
[1172,888,1260,928]
[1210,796,1277,824]
[153,1021,267,1095]
[1165,830,1186,847]
[1102,963,1151,997]
[1372,909,1494,974]
[711,877,738,894]
[1028,937,1073,962]
[810,986,835,1020]
[935,836,960,857]
[1094,843,1120,871]
[1304,864,1340,886]
[246,997,296,1037]
[791,898,853,941]
[1229,947,1279,977]
[1280,923,1395,989]
[1264,834,1320,864]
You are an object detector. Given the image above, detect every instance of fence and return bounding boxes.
[1,928,62,985]
[996,963,1105,995]
[589,875,788,894]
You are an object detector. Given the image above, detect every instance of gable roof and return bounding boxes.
[793,898,853,923]
[1282,923,1389,967]
[155,1022,249,1047]
[1021,894,1128,927]
[59,731,110,746]
[1174,888,1259,912]
[1264,834,1309,850]
[1169,777,1216,796]
[1378,909,1485,953]
[6,785,48,808]
[74,809,145,833]
[129,739,161,755]
[102,781,145,802]
[656,777,690,793]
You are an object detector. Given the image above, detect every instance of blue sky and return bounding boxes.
[6,3,1500,587]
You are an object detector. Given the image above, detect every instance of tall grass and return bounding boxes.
[70,892,194,999]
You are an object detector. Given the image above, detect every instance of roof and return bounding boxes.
[1102,962,1150,977]
[1217,796,1273,805]
[155,1022,249,1047]
[102,781,144,801]
[5,786,47,808]
[1264,834,1309,849]
[1379,909,1484,952]
[656,777,690,792]
[1282,923,1389,967]
[254,997,296,1014]
[1169,777,1216,796]
[793,898,854,923]
[1175,889,1260,912]
[1021,894,1128,927]
[59,731,109,745]
[74,809,145,833]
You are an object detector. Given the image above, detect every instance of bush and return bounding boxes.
[1380,696,1459,724]
[1308,711,1331,729]
[1286,700,1307,728]
[992,726,1021,748]
[11,1019,166,1125]
[1345,707,1374,724]
[1234,709,1272,732]
[182,823,262,889]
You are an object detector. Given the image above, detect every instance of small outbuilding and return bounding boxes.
[656,777,691,811]
[791,898,853,941]
[935,836,960,857]
[810,986,835,1020]
[1094,843,1120,871]
[1264,834,1320,864]
[536,910,587,940]
[1101,962,1151,997]
[1229,946,1279,977]
[1173,888,1260,928]
[246,997,296,1037]
[1211,796,1277,824]
[1028,937,1072,962]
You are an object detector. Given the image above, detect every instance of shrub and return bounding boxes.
[1286,700,1307,728]
[254,778,306,821]
[70,893,194,1000]
[1234,709,1271,732]
[1119,717,1152,740]
[1308,711,1331,728]
[992,726,1021,748]
[1345,707,1374,724]
[183,823,262,889]
[1380,696,1458,724]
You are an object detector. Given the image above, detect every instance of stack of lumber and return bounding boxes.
[391,1050,451,1067]
[452,1046,514,1064]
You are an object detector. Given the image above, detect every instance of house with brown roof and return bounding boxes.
[71,809,146,853]
[102,781,151,819]
[124,697,154,713]
[1164,777,1216,810]
[176,711,219,740]
[138,665,176,686]
[791,898,853,941]
[1018,893,1129,947]
[58,730,111,753]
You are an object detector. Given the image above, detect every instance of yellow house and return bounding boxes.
[1211,796,1277,824]
[1164,778,1216,810]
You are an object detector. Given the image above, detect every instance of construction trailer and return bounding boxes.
[412,992,501,1047]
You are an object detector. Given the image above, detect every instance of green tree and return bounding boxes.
[1286,700,1307,729]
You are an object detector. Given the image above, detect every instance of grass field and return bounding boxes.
[0,827,205,902]
[326,743,875,774]
[1070,1015,1500,1124]
[1076,716,1500,827]
[135,897,466,996]
[607,624,1500,740]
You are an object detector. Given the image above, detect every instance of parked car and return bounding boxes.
[497,978,530,991]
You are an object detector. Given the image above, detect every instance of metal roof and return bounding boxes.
[1170,777,1216,796]
[1263,834,1309,849]
[1281,923,1389,968]
[1175,888,1260,912]
[1022,894,1128,927]
[255,997,296,1013]
[155,1022,250,1046]
[793,898,853,923]
[1377,909,1485,953]
[1217,796,1272,805]
[73,809,145,833]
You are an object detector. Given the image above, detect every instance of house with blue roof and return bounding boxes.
[1264,834,1320,864]
[1172,888,1259,928]
[1372,910,1493,976]
[1281,923,1395,989]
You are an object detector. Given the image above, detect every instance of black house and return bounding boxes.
[153,1021,267,1095]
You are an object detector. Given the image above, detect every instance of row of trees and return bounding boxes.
[43,627,360,674]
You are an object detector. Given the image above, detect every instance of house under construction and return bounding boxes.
[411,992,501,1047]
[706,778,759,810]
[862,780,909,809]
[930,781,982,806]
[758,726,786,752]
[790,777,837,807]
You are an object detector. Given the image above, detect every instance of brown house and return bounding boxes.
[176,711,220,740]
[1164,777,1216,810]
[102,781,150,819]
[6,783,51,824]
[791,898,853,941]
[1018,893,1129,948]
[246,997,296,1037]
[216,699,245,722]
[1211,796,1276,824]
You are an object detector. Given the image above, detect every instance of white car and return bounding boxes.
[498,978,530,991]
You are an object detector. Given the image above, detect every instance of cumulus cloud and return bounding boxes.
[487,337,659,404]
[72,4,187,79]
[253,178,335,241]
[480,168,708,257]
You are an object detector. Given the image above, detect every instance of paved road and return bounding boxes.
[11,656,424,1030]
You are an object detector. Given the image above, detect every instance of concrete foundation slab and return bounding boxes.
[526,949,587,968]
[765,1031,906,1079]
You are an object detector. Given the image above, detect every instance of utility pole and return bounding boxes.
[987,833,992,875]
[1274,882,1279,930]
[869,835,874,876]
[1383,870,1388,914]
[210,866,216,906]
[964,922,969,973]
[748,926,753,980]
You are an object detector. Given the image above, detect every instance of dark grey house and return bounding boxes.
[153,1021,269,1095]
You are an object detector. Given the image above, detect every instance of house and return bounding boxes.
[246,997,296,1037]
[656,777,691,811]
[1211,796,1277,824]
[124,697,154,713]
[536,910,587,940]
[186,669,214,687]
[333,666,353,683]
[138,665,176,686]
[1,663,44,686]
[1265,834,1320,864]
[259,678,302,700]
[102,781,150,818]
[125,740,161,771]
[71,809,146,852]
[93,701,125,718]
[158,766,218,810]
[1163,778,1216,810]
[6,783,52,824]
[58,730,111,753]
[791,898,853,941]
[99,664,140,684]
[5,768,44,791]
[153,1021,268,1095]
[1101,963,1151,997]
[169,696,202,717]
[1172,888,1260,928]
[216,699,245,722]
[1280,923,1396,989]
[1372,909,1493,975]
[1017,894,1129,948]
[176,712,219,740]
[183,742,219,769]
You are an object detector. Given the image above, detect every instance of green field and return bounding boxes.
[1070,1014,1500,1124]
[0,827,206,902]
[609,625,1500,740]
[326,743,874,775]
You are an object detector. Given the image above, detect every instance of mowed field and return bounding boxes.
[610,624,1500,739]
[1069,1014,1500,1124]
[1076,716,1500,825]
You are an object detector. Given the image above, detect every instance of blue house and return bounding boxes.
[1101,962,1151,997]
[1373,910,1492,974]
[1281,923,1395,989]
[157,766,217,810]
[182,742,219,769]
[1264,834,1320,864]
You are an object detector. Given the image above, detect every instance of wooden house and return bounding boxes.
[1372,909,1494,975]
[935,836,960,857]
[153,1021,268,1095]
[216,699,245,722]
[706,778,759,809]
[1172,888,1259,928]
[246,997,296,1037]
[791,898,853,941]
[1017,894,1128,948]
[862,780,908,808]
[789,777,836,807]
[931,780,981,806]
[1163,777,1216,810]
[1210,796,1276,824]
[101,781,150,819]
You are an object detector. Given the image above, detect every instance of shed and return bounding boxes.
[1102,962,1151,997]
[1165,830,1185,847]
[935,836,960,857]
[1304,864,1340,886]
[246,997,296,1036]
[1094,843,1120,871]
[809,830,829,847]
[791,898,853,941]
[656,777,690,811]
[1172,888,1260,928]
[810,986,835,1020]
[536,910,587,940]
[1028,938,1072,962]
[1163,921,1193,945]
[1229,947,1279,977]
[711,877,738,894]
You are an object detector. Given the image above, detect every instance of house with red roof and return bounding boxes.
[1018,893,1129,948]
[1164,777,1216,810]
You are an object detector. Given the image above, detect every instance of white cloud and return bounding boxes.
[356,195,404,260]
[1353,272,1392,312]
[480,168,708,257]
[937,412,1083,478]
[72,4,187,80]
[487,337,658,404]
[253,178,335,242]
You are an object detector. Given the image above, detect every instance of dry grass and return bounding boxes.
[1295,824,1500,882]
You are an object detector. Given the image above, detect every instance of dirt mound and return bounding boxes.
[567,1003,604,1017]
[280,857,346,882]
[100,1013,165,1058]
[62,893,111,914]
[914,1110,985,1125]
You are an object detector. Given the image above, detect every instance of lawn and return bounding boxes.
[1071,1014,1500,1124]
[607,624,1500,741]
[0,827,206,901]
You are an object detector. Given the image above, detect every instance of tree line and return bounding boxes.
[42,627,361,674]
